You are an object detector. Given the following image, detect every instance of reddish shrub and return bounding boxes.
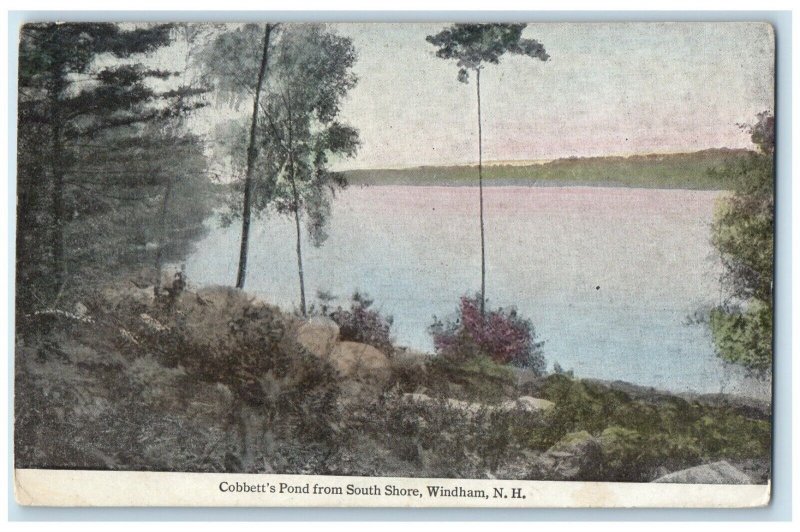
[429,294,545,374]
[328,292,394,354]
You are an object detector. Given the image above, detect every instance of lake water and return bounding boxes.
[184,185,769,399]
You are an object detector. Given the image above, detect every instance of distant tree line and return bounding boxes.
[16,22,773,379]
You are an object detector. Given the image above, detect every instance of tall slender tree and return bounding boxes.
[261,24,359,316]
[427,24,548,314]
[197,23,278,289]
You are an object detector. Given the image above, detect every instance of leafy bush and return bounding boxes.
[429,294,545,373]
[350,391,548,478]
[16,286,345,475]
[708,112,774,373]
[427,355,516,404]
[710,301,772,374]
[552,361,574,377]
[531,373,770,477]
[15,285,771,482]
[143,288,342,461]
[327,291,394,354]
[597,426,705,482]
[598,426,652,481]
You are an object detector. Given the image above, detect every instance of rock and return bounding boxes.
[402,393,492,415]
[403,392,433,404]
[74,302,89,318]
[329,341,390,382]
[495,450,541,480]
[296,316,340,358]
[533,431,602,481]
[140,313,167,332]
[192,286,257,311]
[403,393,552,416]
[653,461,753,484]
[29,308,94,324]
[446,398,484,414]
[102,284,154,308]
[500,396,555,412]
[731,458,771,484]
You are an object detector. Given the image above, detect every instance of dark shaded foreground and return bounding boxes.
[15,285,771,483]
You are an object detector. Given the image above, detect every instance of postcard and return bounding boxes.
[13,21,774,507]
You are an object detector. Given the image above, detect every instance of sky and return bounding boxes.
[327,22,774,169]
[156,22,774,171]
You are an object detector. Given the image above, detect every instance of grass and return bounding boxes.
[14,284,771,482]
[341,148,753,190]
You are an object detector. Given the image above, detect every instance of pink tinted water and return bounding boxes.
[186,185,768,399]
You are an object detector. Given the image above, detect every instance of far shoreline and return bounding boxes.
[345,181,731,192]
[338,148,752,191]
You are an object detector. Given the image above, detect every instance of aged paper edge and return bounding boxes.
[14,469,771,508]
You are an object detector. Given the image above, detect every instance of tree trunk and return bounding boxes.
[236,23,273,289]
[153,181,173,297]
[476,68,486,316]
[288,154,307,317]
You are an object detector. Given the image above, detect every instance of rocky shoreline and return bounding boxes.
[15,285,771,484]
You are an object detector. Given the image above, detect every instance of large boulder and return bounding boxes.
[446,397,485,414]
[531,431,603,481]
[401,393,500,415]
[653,461,753,484]
[329,341,391,382]
[402,393,553,416]
[500,396,555,412]
[296,316,340,358]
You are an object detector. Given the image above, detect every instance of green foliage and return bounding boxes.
[426,24,548,314]
[354,391,547,478]
[597,426,703,482]
[195,24,273,108]
[426,24,548,83]
[598,426,646,474]
[263,24,361,314]
[203,23,360,239]
[424,355,516,404]
[16,23,212,312]
[530,374,769,476]
[342,149,753,189]
[263,24,360,241]
[710,302,773,373]
[709,113,774,373]
[124,288,340,420]
[201,24,360,306]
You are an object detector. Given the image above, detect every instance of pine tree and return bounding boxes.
[427,24,548,315]
[17,23,209,310]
